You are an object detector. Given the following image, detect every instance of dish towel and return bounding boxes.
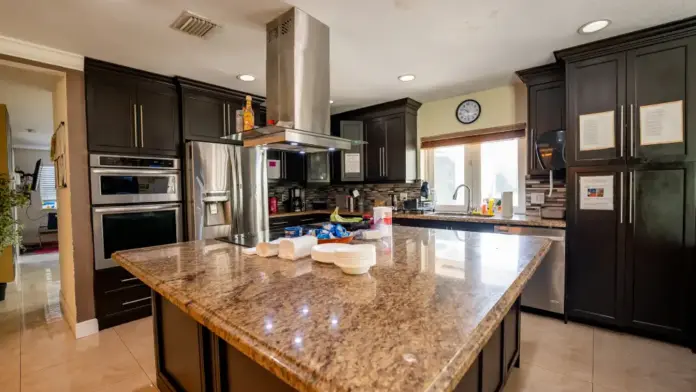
[278,236,318,261]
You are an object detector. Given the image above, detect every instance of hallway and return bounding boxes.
[0,252,157,391]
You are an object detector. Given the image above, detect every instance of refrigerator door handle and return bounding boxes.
[619,105,624,157]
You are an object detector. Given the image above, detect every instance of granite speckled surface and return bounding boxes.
[271,209,566,228]
[113,226,552,392]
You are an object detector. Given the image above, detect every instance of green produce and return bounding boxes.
[330,207,362,223]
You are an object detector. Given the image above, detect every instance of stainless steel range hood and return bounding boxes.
[228,7,353,153]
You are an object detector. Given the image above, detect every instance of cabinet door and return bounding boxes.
[182,90,226,141]
[627,37,696,163]
[624,163,694,340]
[137,81,180,157]
[86,70,139,154]
[284,151,306,183]
[566,166,627,325]
[340,121,364,182]
[364,118,386,182]
[528,81,565,174]
[385,114,406,181]
[567,53,627,166]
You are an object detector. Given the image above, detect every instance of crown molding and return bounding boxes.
[0,35,83,71]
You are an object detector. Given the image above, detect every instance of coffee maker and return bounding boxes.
[287,187,304,212]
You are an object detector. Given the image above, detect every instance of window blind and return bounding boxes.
[421,122,526,149]
[39,165,56,204]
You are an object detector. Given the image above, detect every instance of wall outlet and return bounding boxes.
[531,192,545,205]
[400,192,408,200]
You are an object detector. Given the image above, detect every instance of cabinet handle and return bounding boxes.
[629,171,634,224]
[122,296,151,306]
[619,105,624,157]
[630,104,635,157]
[120,277,138,283]
[222,104,227,136]
[139,105,144,147]
[619,172,624,224]
[383,147,387,175]
[133,104,138,147]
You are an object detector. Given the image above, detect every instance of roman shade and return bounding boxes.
[421,122,526,149]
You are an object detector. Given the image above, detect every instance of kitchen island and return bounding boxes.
[113,226,552,392]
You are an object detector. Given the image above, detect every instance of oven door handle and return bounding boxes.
[93,203,181,214]
[90,168,179,176]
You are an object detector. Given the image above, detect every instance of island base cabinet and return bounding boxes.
[152,292,522,392]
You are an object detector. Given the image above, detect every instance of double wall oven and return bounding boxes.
[90,154,182,270]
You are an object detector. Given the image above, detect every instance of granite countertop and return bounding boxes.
[113,226,552,392]
[270,209,566,228]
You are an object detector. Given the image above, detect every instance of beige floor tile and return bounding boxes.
[593,328,696,392]
[114,316,157,382]
[94,371,159,392]
[520,313,594,382]
[503,364,593,392]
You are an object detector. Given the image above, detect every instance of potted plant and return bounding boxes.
[0,174,29,301]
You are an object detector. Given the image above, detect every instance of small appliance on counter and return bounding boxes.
[287,187,304,212]
[402,198,435,213]
[311,200,328,210]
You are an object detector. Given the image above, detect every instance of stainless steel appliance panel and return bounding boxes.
[494,225,566,314]
[92,203,182,270]
[187,141,268,241]
[90,168,180,205]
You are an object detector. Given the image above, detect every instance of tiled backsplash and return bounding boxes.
[524,173,566,217]
[268,182,422,212]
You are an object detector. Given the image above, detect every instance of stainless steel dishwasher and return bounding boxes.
[494,225,566,315]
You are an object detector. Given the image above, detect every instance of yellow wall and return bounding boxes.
[417,84,527,140]
[0,105,14,283]
[53,75,77,329]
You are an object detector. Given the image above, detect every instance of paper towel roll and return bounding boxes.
[257,242,279,257]
[278,236,318,261]
[502,191,513,218]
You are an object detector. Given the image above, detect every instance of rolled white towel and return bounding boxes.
[278,236,318,261]
[257,242,279,257]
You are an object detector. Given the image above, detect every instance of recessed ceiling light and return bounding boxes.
[578,19,611,34]
[398,74,416,82]
[329,100,334,104]
[237,74,255,82]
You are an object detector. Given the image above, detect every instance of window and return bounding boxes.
[38,165,57,210]
[423,138,526,214]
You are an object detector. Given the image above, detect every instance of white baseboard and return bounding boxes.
[74,318,99,339]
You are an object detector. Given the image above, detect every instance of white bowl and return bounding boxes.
[334,260,372,275]
[310,243,348,264]
[333,244,376,267]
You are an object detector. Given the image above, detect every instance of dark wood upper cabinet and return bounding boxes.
[566,53,627,166]
[86,69,139,155]
[177,78,266,144]
[338,121,364,182]
[516,63,565,175]
[627,37,696,163]
[334,98,421,184]
[85,59,180,157]
[624,163,695,339]
[566,166,626,325]
[267,150,305,184]
[137,80,180,157]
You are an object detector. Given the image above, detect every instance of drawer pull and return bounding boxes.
[122,296,151,306]
[271,220,288,225]
[120,277,139,283]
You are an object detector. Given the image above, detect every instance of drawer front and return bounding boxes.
[95,266,145,295]
[96,285,152,318]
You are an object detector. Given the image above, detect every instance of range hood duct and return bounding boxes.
[229,7,353,153]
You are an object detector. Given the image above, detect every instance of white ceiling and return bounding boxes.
[0,0,694,113]
[0,63,60,148]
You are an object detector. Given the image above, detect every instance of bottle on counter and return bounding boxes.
[243,95,255,131]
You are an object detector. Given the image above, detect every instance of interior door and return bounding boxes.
[183,90,227,141]
[86,70,138,154]
[138,81,180,156]
[624,163,694,340]
[529,81,565,174]
[364,118,386,182]
[627,37,696,163]
[566,53,627,166]
[566,166,626,325]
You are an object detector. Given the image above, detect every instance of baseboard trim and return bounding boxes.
[75,318,99,339]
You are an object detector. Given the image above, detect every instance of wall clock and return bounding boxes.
[456,99,481,124]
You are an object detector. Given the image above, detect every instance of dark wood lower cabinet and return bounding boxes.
[152,292,522,392]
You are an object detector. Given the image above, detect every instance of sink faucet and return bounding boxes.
[452,184,473,213]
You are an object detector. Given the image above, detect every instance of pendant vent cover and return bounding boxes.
[170,10,219,39]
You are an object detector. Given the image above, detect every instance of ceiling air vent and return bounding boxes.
[170,10,219,39]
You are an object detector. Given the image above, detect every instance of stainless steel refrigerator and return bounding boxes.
[186,141,268,241]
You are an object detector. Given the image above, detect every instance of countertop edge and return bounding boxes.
[426,239,553,392]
